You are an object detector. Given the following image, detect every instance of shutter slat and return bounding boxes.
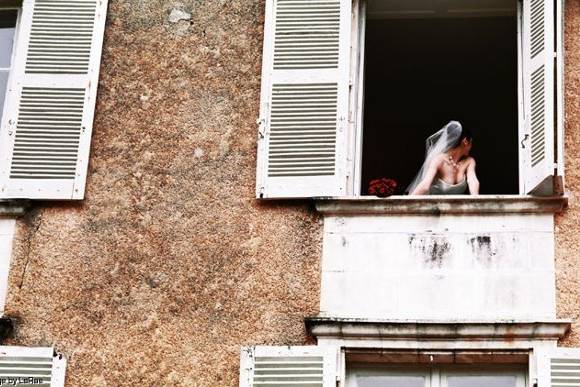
[0,0,108,199]
[0,346,66,387]
[521,0,555,195]
[255,0,351,198]
[239,346,338,387]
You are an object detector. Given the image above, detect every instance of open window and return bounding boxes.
[360,0,519,195]
[255,0,564,199]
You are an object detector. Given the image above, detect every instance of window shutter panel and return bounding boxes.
[537,348,580,387]
[240,345,339,387]
[521,0,556,195]
[0,0,108,200]
[255,0,352,198]
[0,346,66,386]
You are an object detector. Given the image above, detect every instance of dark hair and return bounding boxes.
[453,126,473,148]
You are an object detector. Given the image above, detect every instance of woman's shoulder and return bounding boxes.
[460,156,475,165]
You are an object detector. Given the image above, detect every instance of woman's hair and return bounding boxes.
[453,124,473,148]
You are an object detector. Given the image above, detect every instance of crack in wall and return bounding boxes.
[19,208,42,290]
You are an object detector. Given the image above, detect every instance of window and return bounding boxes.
[255,0,564,199]
[347,365,527,387]
[360,1,518,195]
[0,8,18,126]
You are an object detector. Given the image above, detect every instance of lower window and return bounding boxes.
[347,365,527,387]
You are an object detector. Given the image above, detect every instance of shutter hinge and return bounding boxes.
[521,134,529,149]
[257,117,266,139]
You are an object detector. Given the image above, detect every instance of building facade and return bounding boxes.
[0,0,577,386]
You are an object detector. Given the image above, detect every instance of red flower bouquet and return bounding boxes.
[368,178,398,197]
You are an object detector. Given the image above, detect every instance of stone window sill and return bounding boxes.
[315,195,568,215]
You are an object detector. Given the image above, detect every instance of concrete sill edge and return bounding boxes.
[305,317,572,340]
[315,195,569,215]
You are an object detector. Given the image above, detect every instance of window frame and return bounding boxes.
[346,363,528,387]
[0,5,21,130]
[346,0,562,198]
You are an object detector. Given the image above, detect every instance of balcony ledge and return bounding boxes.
[305,317,571,349]
[315,195,568,215]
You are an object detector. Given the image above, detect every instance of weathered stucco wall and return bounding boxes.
[1,0,580,386]
[2,0,323,385]
[556,0,580,347]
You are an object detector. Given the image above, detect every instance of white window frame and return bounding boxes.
[0,4,21,130]
[346,0,564,197]
[346,364,528,387]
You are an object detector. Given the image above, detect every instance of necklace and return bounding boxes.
[445,154,460,170]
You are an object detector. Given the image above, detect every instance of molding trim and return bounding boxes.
[315,195,568,215]
[306,317,571,349]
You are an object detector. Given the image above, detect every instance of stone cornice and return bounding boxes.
[315,195,568,215]
[305,317,571,346]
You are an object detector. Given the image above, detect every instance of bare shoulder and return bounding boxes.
[430,153,447,167]
[464,156,476,169]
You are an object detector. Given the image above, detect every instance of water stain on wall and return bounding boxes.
[409,234,451,269]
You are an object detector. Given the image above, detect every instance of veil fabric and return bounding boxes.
[406,121,463,195]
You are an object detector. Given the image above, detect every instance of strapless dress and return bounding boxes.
[429,177,468,195]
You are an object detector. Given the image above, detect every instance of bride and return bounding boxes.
[407,121,480,195]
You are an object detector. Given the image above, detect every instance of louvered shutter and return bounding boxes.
[0,0,108,200]
[0,346,66,386]
[255,0,352,198]
[239,346,339,387]
[537,348,580,387]
[521,0,556,195]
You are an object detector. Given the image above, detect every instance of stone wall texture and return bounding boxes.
[3,0,322,385]
[556,0,580,347]
[1,0,579,386]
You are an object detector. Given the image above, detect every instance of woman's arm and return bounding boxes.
[410,157,440,195]
[466,158,480,195]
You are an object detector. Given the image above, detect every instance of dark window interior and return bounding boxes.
[362,17,518,195]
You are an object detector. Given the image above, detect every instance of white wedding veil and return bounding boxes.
[406,121,463,195]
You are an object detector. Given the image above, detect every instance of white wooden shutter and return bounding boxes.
[255,0,352,199]
[0,346,66,386]
[0,0,108,200]
[240,346,339,387]
[521,0,556,195]
[537,348,580,387]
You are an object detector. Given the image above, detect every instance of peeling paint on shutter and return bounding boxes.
[0,0,108,199]
[255,0,351,198]
[521,0,555,195]
[0,346,66,387]
[240,346,339,387]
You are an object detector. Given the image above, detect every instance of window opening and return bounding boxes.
[0,9,17,125]
[359,0,519,195]
[347,364,527,387]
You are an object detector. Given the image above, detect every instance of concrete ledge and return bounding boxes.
[305,317,571,349]
[315,195,568,215]
[0,200,29,217]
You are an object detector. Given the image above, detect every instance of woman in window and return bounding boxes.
[407,121,480,195]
